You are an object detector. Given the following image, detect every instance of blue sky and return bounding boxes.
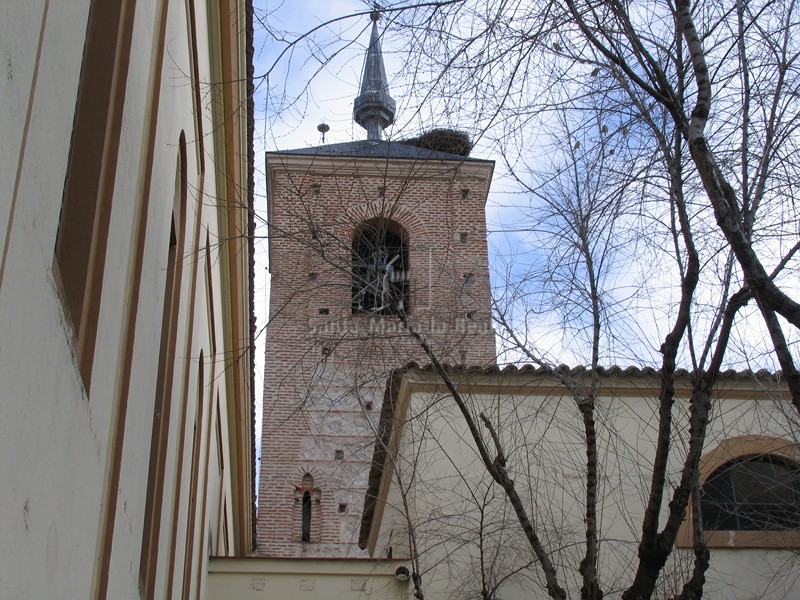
[251,0,656,393]
[252,0,372,473]
[250,0,796,413]
[249,0,800,488]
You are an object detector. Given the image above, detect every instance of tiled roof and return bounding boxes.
[271,140,489,162]
[398,361,780,381]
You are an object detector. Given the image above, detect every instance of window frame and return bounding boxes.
[297,473,317,543]
[54,0,134,393]
[677,435,800,549]
[700,455,800,532]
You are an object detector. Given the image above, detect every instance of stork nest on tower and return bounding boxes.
[401,128,472,157]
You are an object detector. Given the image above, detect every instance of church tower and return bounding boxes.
[257,12,496,557]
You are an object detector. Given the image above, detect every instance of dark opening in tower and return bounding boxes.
[352,218,409,315]
[301,491,312,542]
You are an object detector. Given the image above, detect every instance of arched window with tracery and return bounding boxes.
[352,218,409,315]
[701,455,800,531]
[678,436,800,549]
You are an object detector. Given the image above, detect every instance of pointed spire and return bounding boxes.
[353,10,396,141]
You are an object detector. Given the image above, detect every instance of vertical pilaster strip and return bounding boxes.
[92,0,169,597]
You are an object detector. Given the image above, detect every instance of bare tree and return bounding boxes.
[255,1,800,598]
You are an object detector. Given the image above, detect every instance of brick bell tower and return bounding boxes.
[257,10,496,557]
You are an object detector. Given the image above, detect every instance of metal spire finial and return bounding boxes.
[353,9,396,141]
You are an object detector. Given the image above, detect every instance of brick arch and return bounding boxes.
[337,202,430,245]
[677,434,800,549]
[352,217,409,243]
[699,434,800,481]
[294,465,322,490]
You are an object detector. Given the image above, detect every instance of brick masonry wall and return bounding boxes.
[257,154,497,557]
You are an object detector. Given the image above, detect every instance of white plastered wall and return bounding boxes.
[373,374,800,599]
[0,1,250,598]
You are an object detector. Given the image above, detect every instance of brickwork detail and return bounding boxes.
[257,155,496,557]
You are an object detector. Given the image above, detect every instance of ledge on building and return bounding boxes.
[207,556,411,600]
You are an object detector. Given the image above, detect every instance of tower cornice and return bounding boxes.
[266,151,495,182]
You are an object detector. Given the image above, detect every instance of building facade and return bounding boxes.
[0,1,254,598]
[361,366,800,599]
[257,15,496,557]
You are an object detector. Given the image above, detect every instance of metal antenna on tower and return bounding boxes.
[317,123,330,143]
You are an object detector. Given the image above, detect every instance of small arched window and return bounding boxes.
[352,219,409,315]
[301,491,312,542]
[701,456,800,531]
